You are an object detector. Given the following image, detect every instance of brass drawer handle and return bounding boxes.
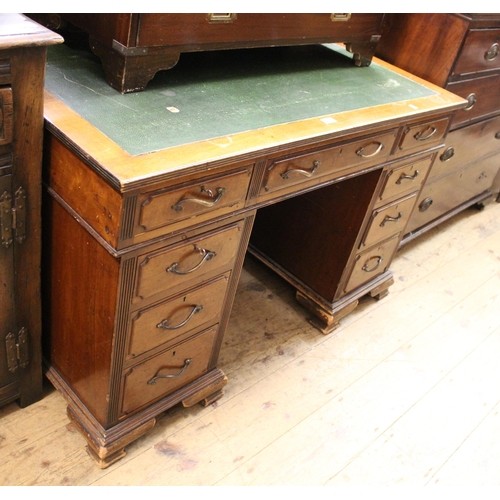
[414,126,437,141]
[419,197,433,212]
[464,93,477,111]
[485,43,499,61]
[206,13,237,23]
[156,305,204,330]
[362,255,383,273]
[356,142,384,158]
[380,211,403,227]
[440,147,455,162]
[281,160,320,180]
[171,186,226,212]
[396,170,419,184]
[167,246,216,275]
[495,132,500,140]
[147,358,192,385]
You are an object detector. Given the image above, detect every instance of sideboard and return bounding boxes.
[376,13,500,244]
[0,15,61,409]
[41,42,466,467]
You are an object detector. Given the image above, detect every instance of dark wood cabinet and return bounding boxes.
[0,15,62,408]
[376,13,500,243]
[30,13,385,93]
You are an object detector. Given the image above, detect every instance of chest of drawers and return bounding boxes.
[41,42,465,467]
[376,13,500,243]
[31,13,385,93]
[0,15,61,409]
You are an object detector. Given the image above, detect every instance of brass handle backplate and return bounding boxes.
[419,197,433,212]
[464,93,477,111]
[440,147,455,162]
[485,43,499,61]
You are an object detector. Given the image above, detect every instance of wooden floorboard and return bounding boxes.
[1,200,499,486]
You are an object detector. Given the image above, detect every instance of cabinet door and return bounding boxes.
[0,173,19,404]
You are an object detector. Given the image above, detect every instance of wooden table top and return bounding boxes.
[43,42,467,192]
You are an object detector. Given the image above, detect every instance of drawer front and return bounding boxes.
[0,87,13,146]
[261,130,396,195]
[432,114,500,179]
[344,235,399,294]
[452,28,500,77]
[127,274,229,361]
[134,220,244,303]
[121,326,218,415]
[362,192,417,248]
[137,167,251,234]
[137,13,385,47]
[406,153,500,234]
[447,73,500,128]
[378,156,433,203]
[397,117,449,154]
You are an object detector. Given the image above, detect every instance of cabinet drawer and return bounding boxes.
[0,87,13,146]
[432,114,500,179]
[447,73,500,128]
[452,28,500,77]
[134,220,244,303]
[127,274,229,361]
[344,235,399,294]
[137,167,251,234]
[260,130,395,195]
[362,192,417,248]
[406,153,500,233]
[397,117,449,154]
[121,326,218,415]
[378,156,433,203]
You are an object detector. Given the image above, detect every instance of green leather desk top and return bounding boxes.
[44,43,437,157]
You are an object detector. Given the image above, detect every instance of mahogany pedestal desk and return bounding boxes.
[41,43,466,467]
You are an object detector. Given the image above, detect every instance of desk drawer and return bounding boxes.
[362,192,417,248]
[452,28,500,77]
[127,274,229,361]
[378,156,433,203]
[0,87,13,146]
[447,73,500,128]
[121,326,218,415]
[406,153,500,233]
[137,167,251,233]
[134,220,244,303]
[397,117,449,154]
[344,235,399,294]
[260,130,395,195]
[432,114,500,179]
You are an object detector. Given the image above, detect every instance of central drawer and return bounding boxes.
[260,130,396,195]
